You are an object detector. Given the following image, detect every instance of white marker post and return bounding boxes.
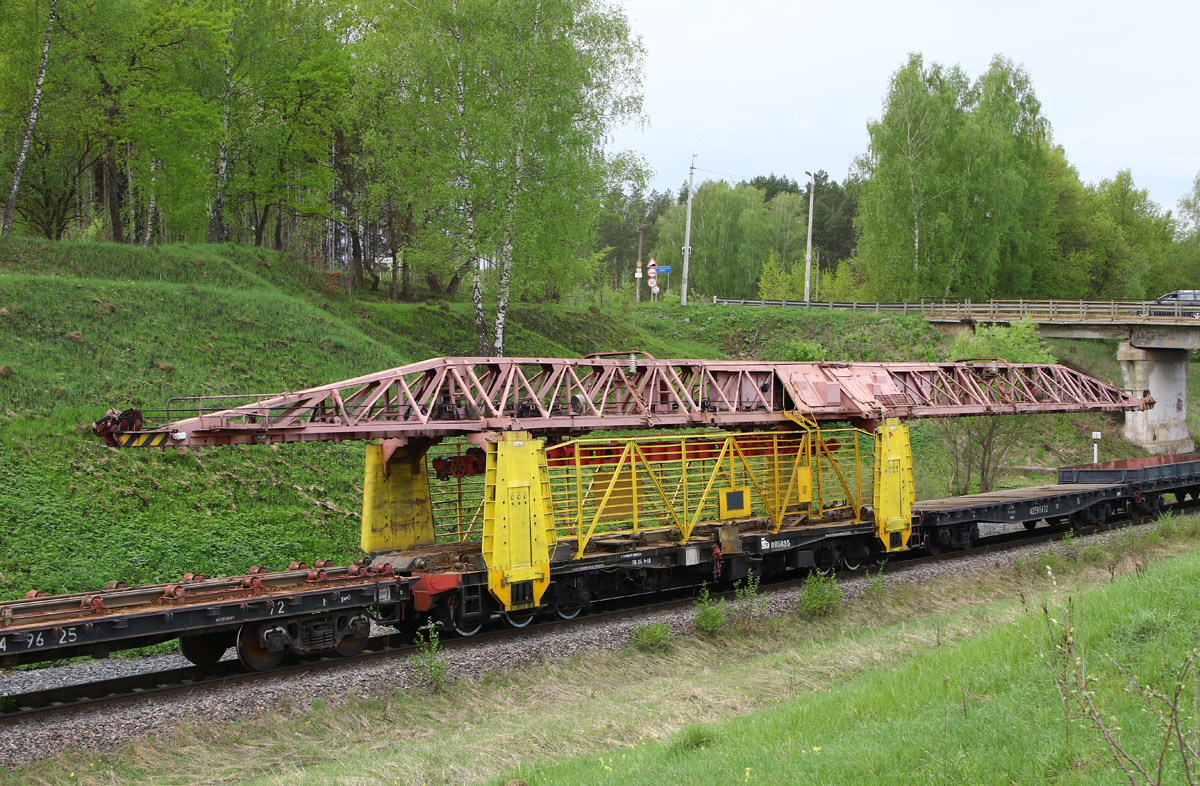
[1092,431,1102,464]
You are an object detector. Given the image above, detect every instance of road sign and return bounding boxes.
[655,266,672,273]
[651,284,660,294]
[634,269,642,278]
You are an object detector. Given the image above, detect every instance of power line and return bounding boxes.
[692,166,759,183]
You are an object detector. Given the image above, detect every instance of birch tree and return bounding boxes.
[3,0,57,237]
[855,54,1051,300]
[361,0,642,355]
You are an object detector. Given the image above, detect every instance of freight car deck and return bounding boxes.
[912,482,1130,552]
[1058,453,1200,488]
[914,483,1127,527]
[0,564,411,670]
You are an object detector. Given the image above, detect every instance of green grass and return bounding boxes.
[497,536,1200,786]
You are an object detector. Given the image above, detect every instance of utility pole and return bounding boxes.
[635,215,645,303]
[803,170,815,306]
[681,153,697,307]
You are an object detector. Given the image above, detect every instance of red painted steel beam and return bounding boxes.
[93,356,1150,448]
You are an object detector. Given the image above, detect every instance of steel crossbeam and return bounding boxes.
[94,355,1150,448]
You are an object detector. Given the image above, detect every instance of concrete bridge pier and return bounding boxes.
[1117,341,1194,454]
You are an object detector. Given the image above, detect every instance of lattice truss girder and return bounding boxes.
[96,356,1149,447]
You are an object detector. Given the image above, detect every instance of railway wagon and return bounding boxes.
[0,356,1162,670]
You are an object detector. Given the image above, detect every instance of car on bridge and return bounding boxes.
[1140,290,1200,318]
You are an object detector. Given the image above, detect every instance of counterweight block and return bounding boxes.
[361,442,436,553]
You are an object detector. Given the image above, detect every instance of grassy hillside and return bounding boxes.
[0,238,1161,597]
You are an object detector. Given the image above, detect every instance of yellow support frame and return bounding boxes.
[481,433,556,611]
[361,443,436,554]
[872,418,914,552]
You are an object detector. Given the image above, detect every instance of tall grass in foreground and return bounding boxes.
[499,540,1200,785]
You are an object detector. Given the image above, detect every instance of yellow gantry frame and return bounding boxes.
[545,429,871,557]
[370,420,914,611]
[361,443,436,553]
[480,432,556,611]
[872,417,914,552]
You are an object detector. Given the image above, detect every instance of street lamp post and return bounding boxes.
[803,170,815,306]
[681,153,697,307]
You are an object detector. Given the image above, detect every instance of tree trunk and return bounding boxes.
[3,0,57,237]
[206,27,235,244]
[274,158,285,250]
[472,256,490,356]
[104,151,125,243]
[142,158,156,245]
[254,203,270,247]
[388,202,399,301]
[350,225,363,287]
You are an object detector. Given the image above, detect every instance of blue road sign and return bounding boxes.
[655,265,672,273]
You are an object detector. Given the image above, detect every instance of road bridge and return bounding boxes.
[713,298,1200,454]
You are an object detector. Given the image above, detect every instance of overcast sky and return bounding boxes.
[609,0,1199,214]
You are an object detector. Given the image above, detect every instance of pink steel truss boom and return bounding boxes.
[93,354,1150,448]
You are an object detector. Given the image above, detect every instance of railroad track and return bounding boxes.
[0,505,1179,726]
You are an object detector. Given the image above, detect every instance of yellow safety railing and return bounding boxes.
[545,429,872,556]
[425,429,875,555]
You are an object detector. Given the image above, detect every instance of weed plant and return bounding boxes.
[798,572,843,618]
[733,574,766,621]
[693,584,727,637]
[862,569,886,600]
[629,622,673,653]
[409,624,448,693]
[1025,567,1200,785]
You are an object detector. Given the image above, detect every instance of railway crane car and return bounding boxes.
[0,354,1172,671]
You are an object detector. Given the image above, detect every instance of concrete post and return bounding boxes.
[1117,341,1195,454]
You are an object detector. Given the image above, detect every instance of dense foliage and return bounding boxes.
[4,6,1198,327]
[851,54,1187,302]
[0,0,645,354]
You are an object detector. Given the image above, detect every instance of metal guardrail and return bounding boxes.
[712,297,1200,325]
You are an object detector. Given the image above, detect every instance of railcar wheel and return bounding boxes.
[334,633,368,657]
[502,611,536,629]
[813,543,838,575]
[334,623,369,657]
[1023,521,1038,531]
[179,633,233,666]
[444,607,481,637]
[841,539,869,571]
[448,614,481,637]
[236,622,284,672]
[441,594,482,637]
[925,531,944,556]
[873,553,889,567]
[554,604,583,620]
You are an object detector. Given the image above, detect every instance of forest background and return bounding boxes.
[3,0,1200,356]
